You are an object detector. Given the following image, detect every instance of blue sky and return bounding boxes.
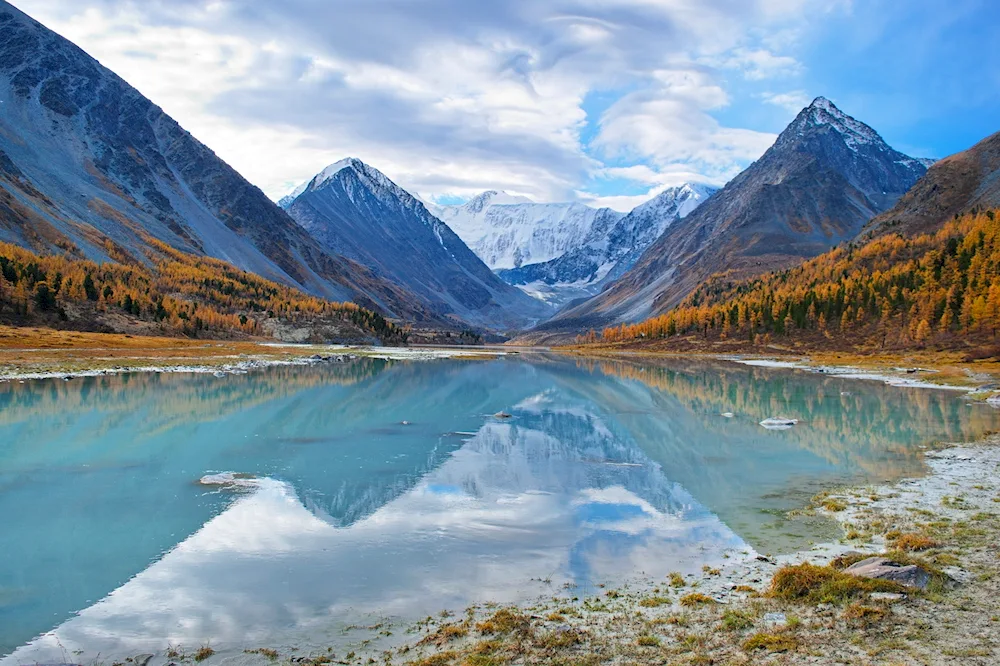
[11,0,999,211]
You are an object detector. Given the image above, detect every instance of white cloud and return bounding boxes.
[10,0,841,208]
[759,89,813,112]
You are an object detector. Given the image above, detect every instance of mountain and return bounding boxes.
[498,183,717,307]
[0,2,437,324]
[432,191,625,271]
[863,130,1000,239]
[279,159,553,331]
[532,97,931,337]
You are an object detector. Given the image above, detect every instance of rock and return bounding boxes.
[941,566,973,585]
[843,557,930,589]
[755,555,775,564]
[132,655,154,666]
[763,612,787,627]
[721,412,735,418]
[760,417,797,429]
[494,411,513,419]
[869,592,906,602]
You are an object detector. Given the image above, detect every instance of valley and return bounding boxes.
[1,1,998,665]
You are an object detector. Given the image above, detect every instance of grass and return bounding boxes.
[419,623,469,646]
[193,646,215,662]
[843,603,889,627]
[741,632,798,653]
[720,609,755,631]
[474,609,530,636]
[769,563,904,604]
[636,634,660,647]
[893,533,940,551]
[679,593,716,607]
[244,648,280,660]
[638,595,671,608]
[822,498,848,512]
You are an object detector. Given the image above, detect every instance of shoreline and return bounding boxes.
[0,340,510,383]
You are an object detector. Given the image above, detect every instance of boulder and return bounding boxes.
[843,557,930,589]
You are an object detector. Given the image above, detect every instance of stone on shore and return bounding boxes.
[842,557,930,589]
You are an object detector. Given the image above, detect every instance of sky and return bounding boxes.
[10,0,1000,211]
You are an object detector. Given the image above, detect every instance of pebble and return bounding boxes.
[869,592,906,602]
[763,612,787,627]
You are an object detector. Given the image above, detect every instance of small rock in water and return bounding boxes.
[400,420,411,425]
[759,417,797,429]
[843,557,930,589]
[494,411,513,419]
[763,612,787,627]
[132,655,154,666]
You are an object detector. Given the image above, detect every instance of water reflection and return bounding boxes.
[1,354,996,661]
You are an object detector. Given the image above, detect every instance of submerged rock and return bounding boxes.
[494,411,513,419]
[843,556,930,589]
[198,472,259,489]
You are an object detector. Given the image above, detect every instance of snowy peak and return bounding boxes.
[464,190,535,214]
[435,195,624,271]
[280,158,420,212]
[786,96,884,150]
[634,182,718,219]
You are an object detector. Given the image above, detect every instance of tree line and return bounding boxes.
[593,210,1000,351]
[0,237,408,343]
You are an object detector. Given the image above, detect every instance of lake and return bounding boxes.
[1,352,997,661]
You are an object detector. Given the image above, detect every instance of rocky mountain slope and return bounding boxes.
[498,183,717,308]
[863,129,1000,239]
[0,2,438,324]
[531,97,931,337]
[280,159,553,331]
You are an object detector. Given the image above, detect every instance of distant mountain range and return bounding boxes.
[497,183,717,308]
[279,159,552,330]
[527,97,932,340]
[432,184,716,308]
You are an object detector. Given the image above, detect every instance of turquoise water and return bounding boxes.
[1,353,997,661]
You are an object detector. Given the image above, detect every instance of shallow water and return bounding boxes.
[1,353,997,661]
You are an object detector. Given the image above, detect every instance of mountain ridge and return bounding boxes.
[280,159,553,331]
[525,96,930,340]
[0,1,443,325]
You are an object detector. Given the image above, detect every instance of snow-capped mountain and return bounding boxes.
[532,96,931,337]
[497,183,718,308]
[280,159,553,331]
[432,191,625,271]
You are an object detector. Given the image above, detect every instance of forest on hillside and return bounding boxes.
[593,210,1000,354]
[0,238,408,344]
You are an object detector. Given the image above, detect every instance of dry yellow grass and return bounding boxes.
[0,325,316,376]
